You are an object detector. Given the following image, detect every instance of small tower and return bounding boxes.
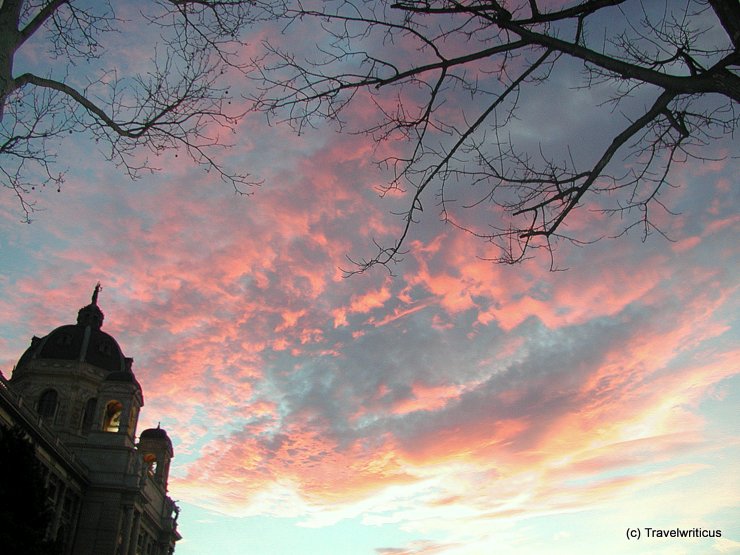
[138,425,174,488]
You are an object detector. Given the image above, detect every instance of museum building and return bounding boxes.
[0,286,181,554]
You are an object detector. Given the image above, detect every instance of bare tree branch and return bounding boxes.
[1,0,262,221]
[248,0,739,272]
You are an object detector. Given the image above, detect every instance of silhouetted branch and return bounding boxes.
[249,0,739,271]
[1,0,262,221]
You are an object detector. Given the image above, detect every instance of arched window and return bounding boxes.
[81,398,97,433]
[143,452,158,475]
[37,389,58,419]
[103,400,123,432]
[56,333,72,346]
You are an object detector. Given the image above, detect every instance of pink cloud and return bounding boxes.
[389,383,465,416]
[1,38,737,550]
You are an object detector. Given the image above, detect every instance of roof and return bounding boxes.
[140,426,171,440]
[15,286,134,375]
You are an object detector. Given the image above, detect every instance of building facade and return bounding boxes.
[0,286,180,554]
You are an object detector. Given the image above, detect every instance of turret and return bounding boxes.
[138,425,174,489]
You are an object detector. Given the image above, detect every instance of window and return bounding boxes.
[56,333,72,346]
[143,453,158,476]
[47,475,59,505]
[81,398,97,433]
[37,389,58,419]
[103,400,123,432]
[62,493,76,520]
[137,531,155,555]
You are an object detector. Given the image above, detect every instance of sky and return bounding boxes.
[1,1,739,554]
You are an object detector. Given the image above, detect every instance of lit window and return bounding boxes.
[103,400,123,432]
[143,453,158,475]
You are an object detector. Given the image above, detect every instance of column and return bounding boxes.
[118,505,134,555]
[127,509,142,555]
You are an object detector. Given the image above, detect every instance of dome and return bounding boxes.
[140,426,171,444]
[15,285,133,375]
[140,427,169,439]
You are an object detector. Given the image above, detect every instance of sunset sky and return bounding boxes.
[0,1,738,554]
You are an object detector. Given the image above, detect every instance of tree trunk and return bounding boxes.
[0,0,22,115]
[709,0,740,49]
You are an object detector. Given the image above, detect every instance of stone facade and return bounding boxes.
[0,287,180,555]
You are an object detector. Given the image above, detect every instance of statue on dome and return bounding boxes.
[92,282,102,305]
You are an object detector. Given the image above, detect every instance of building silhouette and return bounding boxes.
[0,286,181,554]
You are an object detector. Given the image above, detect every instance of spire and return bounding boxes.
[77,283,105,329]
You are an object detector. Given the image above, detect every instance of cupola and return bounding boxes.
[15,283,132,375]
[138,425,174,488]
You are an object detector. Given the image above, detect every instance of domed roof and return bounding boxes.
[140,426,170,440]
[139,426,174,458]
[16,284,133,375]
